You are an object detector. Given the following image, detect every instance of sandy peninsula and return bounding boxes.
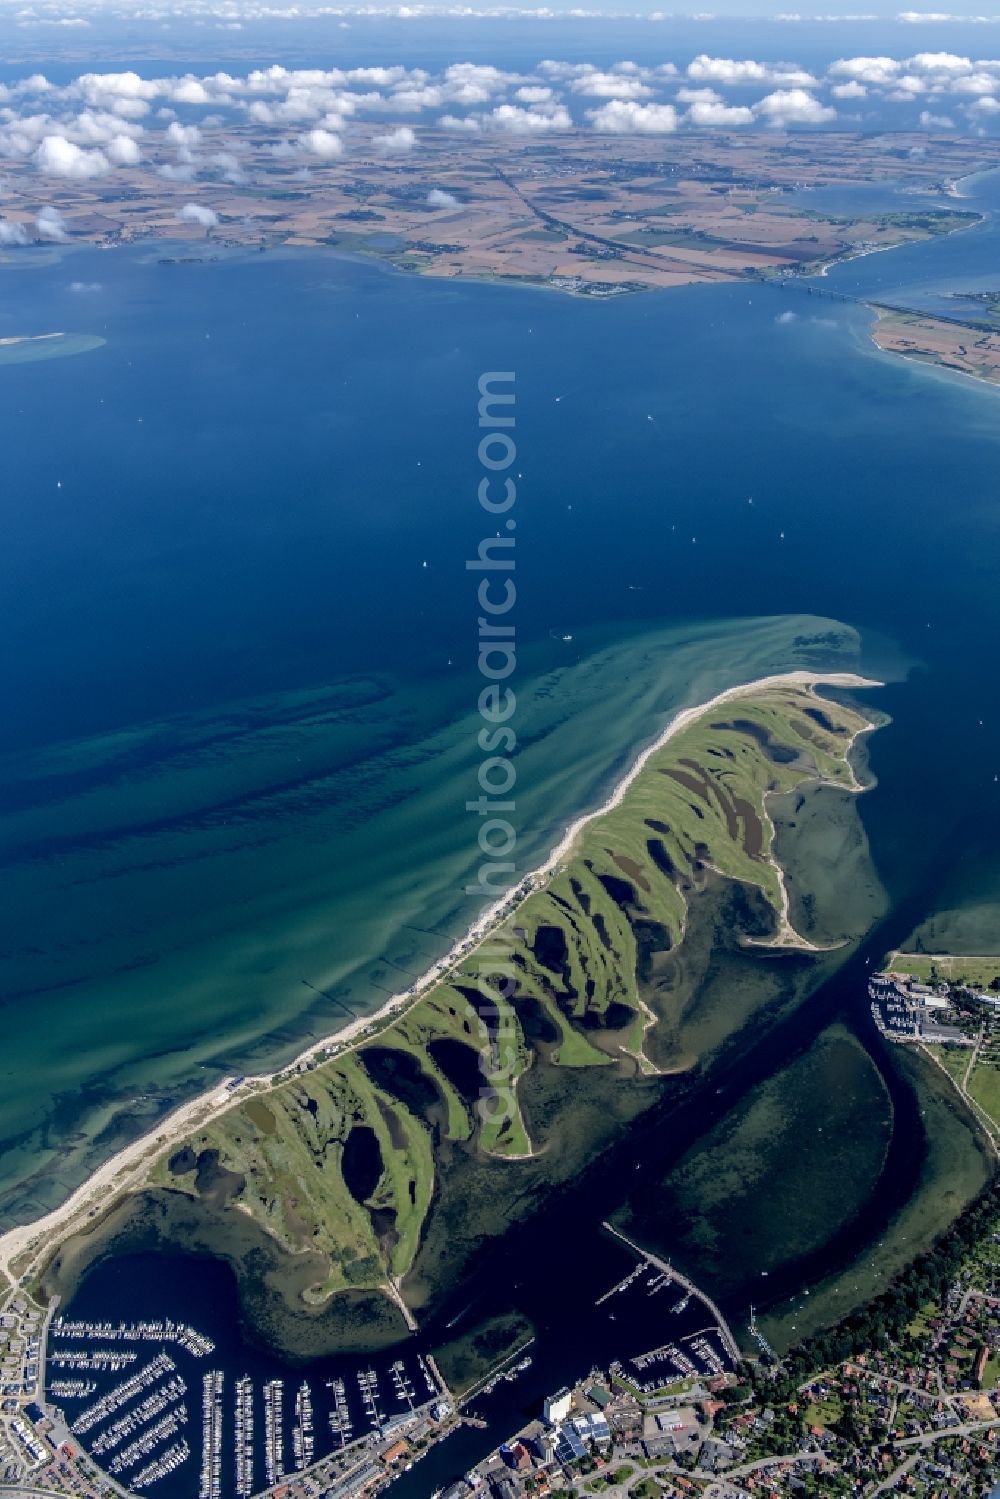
[0,668,880,1287]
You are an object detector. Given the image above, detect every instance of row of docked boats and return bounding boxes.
[199,1370,224,1499]
[90,1375,187,1454]
[73,1352,178,1435]
[52,1318,214,1357]
[132,1437,191,1489]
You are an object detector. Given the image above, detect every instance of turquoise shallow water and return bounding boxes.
[3,191,1000,1224]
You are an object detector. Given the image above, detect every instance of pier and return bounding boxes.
[262,1379,283,1486]
[326,1376,352,1449]
[292,1381,314,1472]
[73,1353,178,1436]
[198,1371,223,1499]
[457,1338,536,1408]
[52,1318,214,1357]
[132,1436,190,1488]
[234,1376,253,1497]
[601,1221,742,1366]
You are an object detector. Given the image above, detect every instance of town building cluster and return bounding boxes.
[869,973,979,1047]
[439,1227,1000,1499]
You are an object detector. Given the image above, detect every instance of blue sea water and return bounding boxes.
[3,172,1000,1226]
[2,108,1000,1499]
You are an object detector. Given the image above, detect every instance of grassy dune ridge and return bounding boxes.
[151,682,877,1305]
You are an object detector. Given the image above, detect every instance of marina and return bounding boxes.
[45,1254,440,1499]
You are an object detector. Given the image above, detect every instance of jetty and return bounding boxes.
[601,1221,742,1366]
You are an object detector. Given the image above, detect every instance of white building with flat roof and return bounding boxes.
[543,1388,572,1425]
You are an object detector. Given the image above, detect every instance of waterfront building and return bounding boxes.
[542,1388,572,1425]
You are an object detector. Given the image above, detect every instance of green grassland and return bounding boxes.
[804,1392,845,1429]
[929,1042,974,1090]
[148,683,875,1306]
[967,1057,1000,1131]
[887,951,1000,989]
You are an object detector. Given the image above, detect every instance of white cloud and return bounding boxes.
[686,99,755,126]
[515,85,554,104]
[109,98,150,120]
[831,79,868,98]
[376,124,417,153]
[68,279,102,291]
[427,187,458,206]
[441,62,517,105]
[0,220,28,245]
[391,85,443,110]
[70,109,143,147]
[177,202,218,227]
[349,65,408,87]
[908,51,973,72]
[171,78,213,105]
[487,103,571,133]
[688,55,818,87]
[754,88,837,125]
[437,113,481,132]
[36,205,67,240]
[890,75,928,96]
[35,134,110,178]
[570,71,651,99]
[106,134,141,165]
[587,99,678,133]
[74,70,159,108]
[299,127,343,158]
[675,86,722,103]
[919,108,956,126]
[158,162,197,182]
[776,309,798,323]
[949,72,1000,94]
[207,150,244,182]
[829,56,901,85]
[537,59,583,78]
[165,120,200,147]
